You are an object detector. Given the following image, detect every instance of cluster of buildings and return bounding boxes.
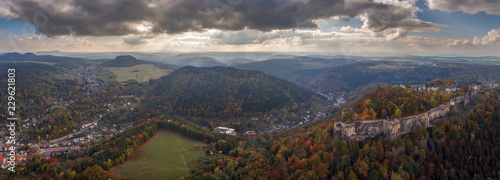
[37,145,81,159]
[103,103,115,111]
[0,141,82,169]
[49,99,74,110]
[0,113,139,169]
[230,109,329,136]
[396,83,482,94]
[81,68,100,93]
[333,96,346,107]
[0,152,31,168]
[268,124,290,132]
[103,101,134,112]
[319,92,336,101]
[214,127,236,135]
[118,95,135,98]
[0,69,141,170]
[0,122,137,168]
[68,133,107,144]
[244,130,256,135]
[81,121,98,129]
[482,81,499,89]
[418,62,437,66]
[320,92,347,107]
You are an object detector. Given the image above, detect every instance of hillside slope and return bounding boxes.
[234,56,357,87]
[145,66,324,118]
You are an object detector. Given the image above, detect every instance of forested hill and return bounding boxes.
[349,83,460,120]
[101,55,175,69]
[144,66,324,118]
[0,63,81,125]
[234,56,357,87]
[309,61,500,92]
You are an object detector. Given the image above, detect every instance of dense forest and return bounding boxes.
[145,66,325,119]
[183,88,500,179]
[0,63,82,122]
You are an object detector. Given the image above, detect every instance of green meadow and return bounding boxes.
[111,130,206,180]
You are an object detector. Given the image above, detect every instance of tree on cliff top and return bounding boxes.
[351,85,457,120]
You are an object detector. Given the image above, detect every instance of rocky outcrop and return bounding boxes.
[334,90,479,141]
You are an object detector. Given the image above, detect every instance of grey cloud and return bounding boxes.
[7,0,152,36]
[3,0,441,37]
[386,30,408,40]
[123,35,156,45]
[207,30,316,45]
[358,2,442,34]
[427,0,500,15]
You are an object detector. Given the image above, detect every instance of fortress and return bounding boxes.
[333,90,479,141]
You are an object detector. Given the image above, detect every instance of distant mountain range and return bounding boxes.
[163,54,228,67]
[4,52,499,95]
[0,52,87,69]
[308,61,500,92]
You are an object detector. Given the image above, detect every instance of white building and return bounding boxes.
[471,84,478,90]
[446,85,458,92]
[215,127,236,135]
[428,86,439,91]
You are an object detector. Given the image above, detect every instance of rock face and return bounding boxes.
[334,90,479,141]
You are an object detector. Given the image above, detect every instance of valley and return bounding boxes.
[1,1,499,179]
[0,52,499,180]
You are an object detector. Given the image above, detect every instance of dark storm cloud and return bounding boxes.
[2,0,441,37]
[6,0,152,36]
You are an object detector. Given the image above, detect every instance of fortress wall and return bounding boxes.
[334,122,354,139]
[399,113,426,135]
[383,120,402,141]
[334,90,479,141]
[355,120,385,138]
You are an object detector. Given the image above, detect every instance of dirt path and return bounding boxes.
[180,150,188,170]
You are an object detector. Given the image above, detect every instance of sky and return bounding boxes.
[0,0,499,56]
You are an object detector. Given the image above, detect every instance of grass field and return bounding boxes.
[111,130,206,180]
[97,67,117,84]
[105,64,172,83]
